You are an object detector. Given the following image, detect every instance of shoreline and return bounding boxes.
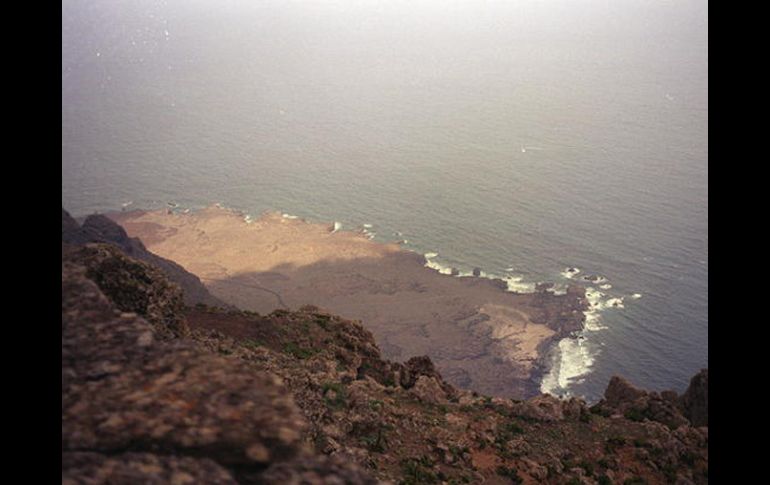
[109,204,588,399]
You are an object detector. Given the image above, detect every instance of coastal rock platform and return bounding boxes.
[110,206,586,398]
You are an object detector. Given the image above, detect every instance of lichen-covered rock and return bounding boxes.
[510,394,565,422]
[63,243,189,339]
[593,375,693,429]
[410,375,449,405]
[61,452,237,485]
[62,264,307,468]
[257,455,380,484]
[562,396,588,420]
[395,355,457,399]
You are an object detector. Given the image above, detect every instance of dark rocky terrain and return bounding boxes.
[63,209,230,309]
[62,208,708,484]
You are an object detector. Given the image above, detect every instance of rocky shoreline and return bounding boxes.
[62,207,708,483]
[107,205,587,399]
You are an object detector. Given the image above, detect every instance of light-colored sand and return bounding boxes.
[111,206,581,398]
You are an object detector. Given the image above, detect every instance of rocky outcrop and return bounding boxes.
[529,283,587,336]
[62,452,237,484]
[605,376,648,406]
[395,355,457,398]
[62,209,228,308]
[62,208,91,245]
[63,244,189,339]
[680,369,708,427]
[591,375,705,430]
[62,261,373,483]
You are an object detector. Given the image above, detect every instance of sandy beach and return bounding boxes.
[110,206,586,398]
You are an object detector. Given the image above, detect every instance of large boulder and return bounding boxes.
[396,355,457,400]
[604,376,647,407]
[62,264,306,466]
[62,452,237,485]
[410,375,450,405]
[63,244,189,340]
[62,261,377,483]
[510,394,565,422]
[593,375,691,429]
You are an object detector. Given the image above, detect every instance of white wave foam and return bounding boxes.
[585,288,625,312]
[547,284,568,296]
[540,337,596,396]
[502,275,536,293]
[363,223,373,229]
[561,267,581,279]
[541,273,635,396]
[424,259,454,275]
[505,267,514,272]
[582,275,608,284]
[583,311,606,331]
[421,255,539,292]
[605,297,624,309]
[631,293,642,299]
[281,213,298,219]
[585,287,604,307]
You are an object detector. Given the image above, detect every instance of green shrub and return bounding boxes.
[242,339,263,350]
[283,342,316,359]
[623,477,647,485]
[605,437,627,454]
[495,466,523,484]
[597,475,613,485]
[400,457,438,485]
[578,460,595,477]
[321,382,347,410]
[624,407,646,422]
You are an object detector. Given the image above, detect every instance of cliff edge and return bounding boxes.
[62,208,708,484]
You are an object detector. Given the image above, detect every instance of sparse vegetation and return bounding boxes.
[321,382,347,410]
[605,436,627,453]
[624,407,646,422]
[495,465,523,484]
[241,338,263,350]
[597,474,613,485]
[623,477,647,485]
[62,206,709,485]
[400,456,438,485]
[578,460,595,477]
[283,341,316,359]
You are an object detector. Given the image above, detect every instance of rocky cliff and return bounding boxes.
[63,209,230,309]
[62,208,708,484]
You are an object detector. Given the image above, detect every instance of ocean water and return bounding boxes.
[62,0,708,402]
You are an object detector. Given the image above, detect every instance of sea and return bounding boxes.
[62,0,708,403]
